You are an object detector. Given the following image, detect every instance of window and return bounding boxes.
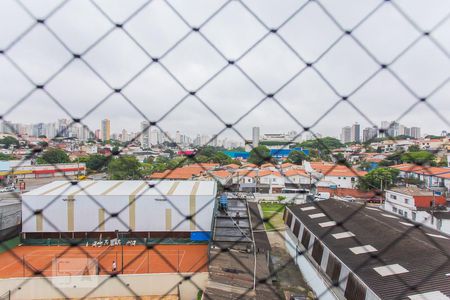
[390,194,397,200]
[351,177,355,182]
[404,198,409,204]
[312,239,324,264]
[393,207,398,213]
[412,212,416,221]
[345,273,366,300]
[326,255,341,286]
[301,229,310,249]
[338,177,341,179]
[286,211,293,228]
[293,220,300,237]
[272,178,276,182]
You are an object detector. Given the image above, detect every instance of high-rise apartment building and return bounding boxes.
[95,129,101,140]
[150,129,160,145]
[340,126,352,144]
[351,123,361,143]
[140,121,150,148]
[101,119,110,142]
[252,127,260,147]
[362,126,378,142]
[410,127,421,139]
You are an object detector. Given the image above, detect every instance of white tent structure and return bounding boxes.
[21,180,217,239]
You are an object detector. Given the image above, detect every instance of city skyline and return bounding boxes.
[1,1,449,141]
[1,117,445,145]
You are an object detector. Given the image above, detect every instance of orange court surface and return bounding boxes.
[0,244,208,278]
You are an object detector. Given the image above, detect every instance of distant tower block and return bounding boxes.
[252,127,260,148]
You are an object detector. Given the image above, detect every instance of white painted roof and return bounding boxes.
[319,221,337,228]
[374,264,409,277]
[332,231,355,239]
[349,245,377,255]
[308,213,326,219]
[23,180,217,197]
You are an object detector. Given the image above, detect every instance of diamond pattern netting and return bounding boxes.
[0,0,449,299]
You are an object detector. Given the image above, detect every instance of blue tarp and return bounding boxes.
[190,232,211,241]
[224,148,309,159]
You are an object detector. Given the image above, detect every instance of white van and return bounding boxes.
[316,192,330,200]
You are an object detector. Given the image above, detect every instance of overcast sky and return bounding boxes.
[0,0,449,141]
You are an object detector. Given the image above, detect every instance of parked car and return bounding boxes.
[342,195,355,202]
[0,186,15,193]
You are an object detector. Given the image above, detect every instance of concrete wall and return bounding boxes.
[252,193,308,204]
[284,230,337,300]
[22,193,215,233]
[0,272,208,300]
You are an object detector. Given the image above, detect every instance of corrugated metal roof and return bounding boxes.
[287,200,450,300]
[23,180,217,197]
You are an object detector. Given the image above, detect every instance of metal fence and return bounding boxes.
[0,0,449,299]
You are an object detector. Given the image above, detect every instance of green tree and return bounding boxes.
[111,146,120,155]
[0,153,13,160]
[212,152,232,165]
[408,145,421,152]
[438,156,448,167]
[38,141,49,148]
[297,137,344,151]
[287,150,307,165]
[401,151,436,166]
[0,136,19,149]
[86,154,109,171]
[140,162,153,177]
[334,152,350,167]
[107,155,142,179]
[378,150,404,166]
[196,146,217,158]
[357,168,400,191]
[38,148,70,164]
[248,145,272,166]
[359,161,372,171]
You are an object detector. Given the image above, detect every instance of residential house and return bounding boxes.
[305,161,366,189]
[258,170,285,193]
[284,169,310,188]
[384,187,450,234]
[391,164,450,193]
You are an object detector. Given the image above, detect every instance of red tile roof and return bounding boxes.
[209,170,232,179]
[391,164,450,177]
[311,163,367,177]
[414,196,447,208]
[223,164,240,169]
[150,166,207,180]
[284,169,309,177]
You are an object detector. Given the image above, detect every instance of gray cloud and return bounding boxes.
[0,0,449,140]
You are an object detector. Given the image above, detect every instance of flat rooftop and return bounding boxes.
[388,186,439,197]
[287,200,450,300]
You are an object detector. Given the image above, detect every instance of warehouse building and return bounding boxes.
[0,200,21,240]
[284,200,450,300]
[21,180,216,240]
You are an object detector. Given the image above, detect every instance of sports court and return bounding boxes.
[0,244,208,278]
